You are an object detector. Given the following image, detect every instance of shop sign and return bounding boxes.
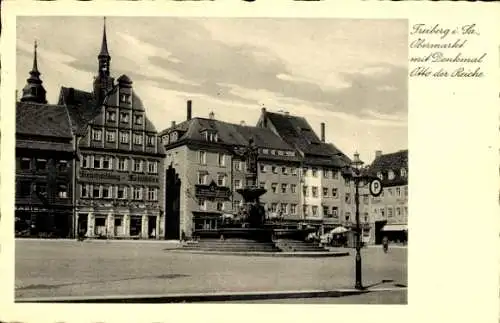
[195,180,231,200]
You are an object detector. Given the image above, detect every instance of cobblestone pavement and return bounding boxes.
[15,239,407,300]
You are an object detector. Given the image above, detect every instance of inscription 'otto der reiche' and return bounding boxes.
[409,23,486,78]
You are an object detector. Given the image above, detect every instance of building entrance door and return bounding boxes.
[148,216,157,238]
[77,214,88,236]
[165,164,181,240]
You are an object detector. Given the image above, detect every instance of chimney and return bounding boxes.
[261,107,268,127]
[171,121,176,128]
[186,100,192,121]
[240,120,246,126]
[375,150,382,158]
[320,122,325,143]
[209,111,215,119]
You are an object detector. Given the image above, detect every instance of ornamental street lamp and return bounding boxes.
[343,152,383,290]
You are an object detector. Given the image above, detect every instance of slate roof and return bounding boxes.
[263,111,350,167]
[368,150,408,187]
[161,117,300,161]
[16,139,73,152]
[16,102,73,139]
[58,87,99,136]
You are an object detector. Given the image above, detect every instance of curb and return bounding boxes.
[166,249,350,258]
[16,287,407,303]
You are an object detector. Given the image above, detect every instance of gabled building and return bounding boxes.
[57,19,165,239]
[15,42,77,238]
[368,149,408,244]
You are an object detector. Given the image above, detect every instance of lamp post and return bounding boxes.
[343,152,383,290]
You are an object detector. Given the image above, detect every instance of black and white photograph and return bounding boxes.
[14,16,409,304]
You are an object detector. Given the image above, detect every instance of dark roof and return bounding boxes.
[58,87,99,136]
[16,139,73,152]
[103,84,147,113]
[117,74,132,85]
[368,150,408,187]
[16,102,73,139]
[161,117,299,158]
[263,111,350,167]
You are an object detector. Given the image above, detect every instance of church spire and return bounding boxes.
[20,40,47,104]
[99,17,110,58]
[94,17,114,105]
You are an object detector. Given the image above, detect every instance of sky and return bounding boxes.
[16,17,408,164]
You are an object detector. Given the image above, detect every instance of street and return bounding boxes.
[15,239,407,303]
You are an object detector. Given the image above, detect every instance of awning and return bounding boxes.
[381,224,408,232]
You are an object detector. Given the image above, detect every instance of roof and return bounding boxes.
[161,117,299,154]
[16,102,73,139]
[16,139,73,152]
[263,111,350,167]
[58,87,99,136]
[368,150,408,187]
[103,84,147,113]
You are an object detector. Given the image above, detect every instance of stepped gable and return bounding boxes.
[58,87,99,136]
[16,101,74,152]
[368,150,408,187]
[263,111,350,167]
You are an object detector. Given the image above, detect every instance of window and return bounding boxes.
[147,135,155,147]
[388,188,393,196]
[119,132,130,144]
[332,206,338,218]
[81,184,89,198]
[234,161,242,171]
[381,208,385,217]
[377,172,383,180]
[170,132,178,142]
[388,170,395,180]
[364,213,369,222]
[232,200,241,211]
[345,193,351,204]
[102,186,112,199]
[290,204,297,215]
[282,167,287,175]
[323,206,328,217]
[134,115,143,125]
[396,207,401,216]
[312,186,318,198]
[404,186,408,196]
[271,183,278,193]
[312,206,318,216]
[216,202,224,211]
[323,168,329,178]
[20,158,31,170]
[401,168,407,177]
[388,208,393,217]
[345,212,350,222]
[270,203,278,213]
[93,156,102,169]
[92,129,102,141]
[203,131,218,142]
[120,93,131,104]
[303,204,309,216]
[36,183,47,196]
[218,153,225,167]
[199,151,207,165]
[404,206,408,216]
[102,156,112,170]
[312,168,318,177]
[272,166,277,174]
[333,171,339,179]
[280,203,288,214]
[291,167,298,176]
[36,159,47,171]
[148,187,157,201]
[19,181,32,196]
[303,186,309,197]
[105,130,116,143]
[198,172,208,185]
[92,186,101,198]
[148,161,158,174]
[118,186,127,199]
[106,111,116,122]
[302,168,308,176]
[332,188,338,198]
[118,158,127,171]
[363,195,369,204]
[322,187,328,197]
[133,187,143,200]
[217,174,226,186]
[133,160,143,172]
[262,149,269,154]
[58,160,68,171]
[291,184,297,193]
[396,187,401,197]
[133,133,143,145]
[120,112,129,123]
[260,164,266,173]
[281,184,287,194]
[235,179,242,189]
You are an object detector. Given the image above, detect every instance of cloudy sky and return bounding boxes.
[16,17,408,163]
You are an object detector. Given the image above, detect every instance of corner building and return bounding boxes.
[57,21,165,239]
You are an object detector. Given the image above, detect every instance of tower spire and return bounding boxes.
[99,17,110,58]
[20,40,47,104]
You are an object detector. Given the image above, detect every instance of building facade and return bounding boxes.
[368,150,409,244]
[15,42,77,238]
[56,20,165,239]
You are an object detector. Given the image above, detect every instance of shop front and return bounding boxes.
[381,223,408,244]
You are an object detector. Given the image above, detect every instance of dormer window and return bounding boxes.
[134,115,143,125]
[202,130,218,142]
[388,170,395,180]
[401,168,407,177]
[377,172,383,180]
[162,135,169,144]
[120,93,132,104]
[170,132,178,142]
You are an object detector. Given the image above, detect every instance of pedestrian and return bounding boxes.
[382,236,389,253]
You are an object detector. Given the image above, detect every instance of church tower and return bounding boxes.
[20,41,48,104]
[93,17,114,106]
